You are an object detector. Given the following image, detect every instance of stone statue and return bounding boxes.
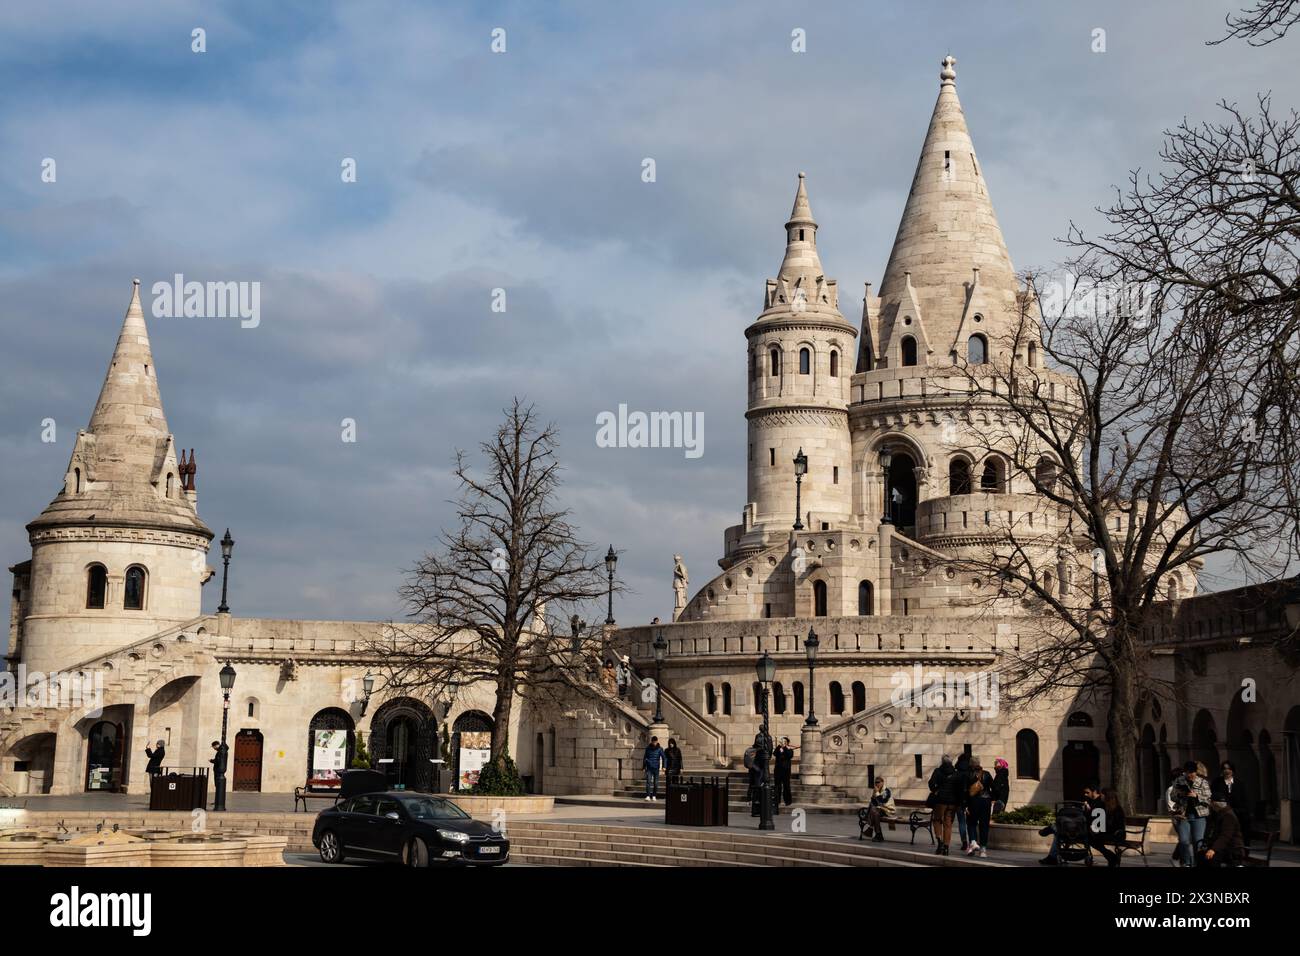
[672,555,689,620]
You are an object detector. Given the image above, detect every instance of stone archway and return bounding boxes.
[2,731,56,795]
[369,698,436,792]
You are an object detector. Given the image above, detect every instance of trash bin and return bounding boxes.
[666,777,729,826]
[149,768,209,811]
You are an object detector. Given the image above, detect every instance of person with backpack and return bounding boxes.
[990,758,1011,815]
[964,758,995,857]
[642,736,666,801]
[927,754,962,856]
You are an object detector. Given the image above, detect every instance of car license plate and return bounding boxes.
[479,845,501,854]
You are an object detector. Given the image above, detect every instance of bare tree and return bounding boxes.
[1211,0,1300,45]
[374,399,613,771]
[939,97,1300,808]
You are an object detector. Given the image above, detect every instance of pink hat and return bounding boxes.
[994,758,1009,770]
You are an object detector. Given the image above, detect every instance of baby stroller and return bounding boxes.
[1053,802,1094,866]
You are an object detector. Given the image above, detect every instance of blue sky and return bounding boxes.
[0,1,1291,638]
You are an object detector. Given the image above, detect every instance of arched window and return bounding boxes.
[829,681,845,716]
[1027,342,1038,367]
[792,681,804,715]
[1016,729,1040,780]
[721,683,732,716]
[166,472,174,498]
[949,457,972,495]
[980,458,1004,493]
[858,580,874,616]
[86,564,107,609]
[1067,711,1093,727]
[967,333,988,365]
[1035,457,1057,493]
[829,349,839,378]
[851,681,866,714]
[1167,576,1181,601]
[74,467,83,493]
[813,580,828,617]
[772,682,787,715]
[705,683,717,715]
[799,348,811,375]
[752,682,764,715]
[770,348,780,376]
[900,336,918,367]
[1043,570,1054,594]
[749,351,757,382]
[123,565,146,611]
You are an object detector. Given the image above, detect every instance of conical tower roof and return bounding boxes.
[775,172,826,289]
[876,57,1023,361]
[29,280,212,538]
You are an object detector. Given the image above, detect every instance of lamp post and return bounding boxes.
[217,529,234,613]
[803,626,819,728]
[792,448,808,530]
[603,546,618,629]
[214,662,236,811]
[879,448,894,525]
[358,671,375,716]
[652,629,667,723]
[755,650,776,831]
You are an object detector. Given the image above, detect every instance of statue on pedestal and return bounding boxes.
[672,555,689,620]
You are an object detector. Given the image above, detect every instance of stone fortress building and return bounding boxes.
[1,59,1295,837]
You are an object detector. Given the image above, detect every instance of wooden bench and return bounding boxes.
[858,801,934,845]
[1243,830,1279,867]
[294,781,342,813]
[1097,815,1151,866]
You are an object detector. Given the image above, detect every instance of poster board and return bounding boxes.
[312,729,349,780]
[457,730,491,790]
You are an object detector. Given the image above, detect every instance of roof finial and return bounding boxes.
[940,54,956,87]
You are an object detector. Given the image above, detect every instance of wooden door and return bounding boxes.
[233,730,263,792]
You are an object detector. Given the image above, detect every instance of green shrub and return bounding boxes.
[350,733,372,769]
[472,755,525,796]
[994,803,1056,827]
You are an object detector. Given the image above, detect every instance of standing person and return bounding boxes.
[642,736,666,801]
[964,758,994,858]
[144,739,166,777]
[1168,761,1211,867]
[615,656,631,700]
[1087,788,1127,867]
[209,739,227,809]
[1201,799,1245,867]
[773,737,795,806]
[863,776,896,843]
[664,738,684,787]
[1211,761,1252,847]
[990,758,1010,815]
[953,751,973,853]
[927,754,962,856]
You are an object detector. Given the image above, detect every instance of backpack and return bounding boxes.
[743,747,756,770]
[968,774,985,798]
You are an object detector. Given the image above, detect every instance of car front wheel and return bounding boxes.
[403,837,431,868]
[318,830,345,864]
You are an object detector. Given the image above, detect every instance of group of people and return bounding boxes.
[641,736,684,799]
[601,656,632,700]
[1167,760,1249,867]
[925,753,1011,857]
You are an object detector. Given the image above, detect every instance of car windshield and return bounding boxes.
[400,796,470,821]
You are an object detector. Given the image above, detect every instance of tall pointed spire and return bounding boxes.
[774,172,828,297]
[28,279,210,539]
[876,57,1021,363]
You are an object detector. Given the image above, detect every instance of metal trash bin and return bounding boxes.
[149,768,209,811]
[666,777,729,826]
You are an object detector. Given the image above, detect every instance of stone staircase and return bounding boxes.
[610,767,859,810]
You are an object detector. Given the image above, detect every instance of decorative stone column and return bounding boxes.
[799,725,825,786]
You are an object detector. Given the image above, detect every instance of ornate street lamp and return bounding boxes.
[803,626,819,728]
[217,529,234,613]
[652,629,668,723]
[792,448,808,531]
[605,545,618,625]
[879,448,894,525]
[358,671,375,717]
[213,662,236,811]
[755,650,776,831]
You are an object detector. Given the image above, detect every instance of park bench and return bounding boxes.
[293,778,342,813]
[1097,815,1151,866]
[858,799,934,845]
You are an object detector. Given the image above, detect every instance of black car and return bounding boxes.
[312,791,510,867]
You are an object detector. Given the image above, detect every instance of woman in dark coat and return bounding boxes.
[991,758,1010,814]
[665,738,684,786]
